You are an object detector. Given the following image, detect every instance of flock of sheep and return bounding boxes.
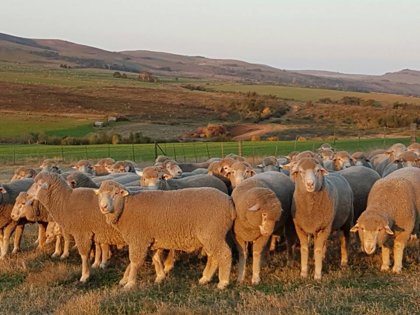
[0,141,419,290]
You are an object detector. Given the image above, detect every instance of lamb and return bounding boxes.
[40,159,62,173]
[291,158,353,280]
[350,167,420,273]
[11,192,49,251]
[72,160,94,174]
[95,181,235,290]
[140,166,228,193]
[0,178,34,258]
[28,173,126,282]
[351,152,372,168]
[93,158,115,176]
[231,171,295,284]
[332,151,354,170]
[338,166,380,220]
[10,167,37,181]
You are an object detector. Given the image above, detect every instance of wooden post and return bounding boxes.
[193,142,198,162]
[410,123,417,143]
[383,126,387,147]
[172,143,177,160]
[294,136,298,151]
[132,144,135,161]
[206,143,210,159]
[154,142,158,159]
[221,142,224,157]
[238,141,243,156]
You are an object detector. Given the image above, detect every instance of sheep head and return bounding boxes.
[393,151,419,168]
[227,161,256,188]
[244,187,282,236]
[72,160,94,174]
[161,159,182,178]
[11,167,37,181]
[350,211,394,255]
[291,158,328,192]
[351,152,370,166]
[332,151,354,170]
[96,180,129,224]
[140,166,164,189]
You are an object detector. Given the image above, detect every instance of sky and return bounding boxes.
[1,0,419,74]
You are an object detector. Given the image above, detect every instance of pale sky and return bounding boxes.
[1,0,419,74]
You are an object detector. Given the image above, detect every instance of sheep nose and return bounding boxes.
[306,180,314,187]
[364,244,376,255]
[100,202,108,211]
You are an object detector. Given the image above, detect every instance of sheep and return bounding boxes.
[157,159,183,178]
[226,161,256,188]
[180,168,209,177]
[371,143,407,176]
[140,166,228,193]
[318,143,333,151]
[10,167,37,181]
[337,166,381,220]
[95,181,235,290]
[332,151,354,171]
[45,221,72,258]
[11,192,49,251]
[231,171,295,284]
[407,142,420,155]
[72,160,94,174]
[350,167,420,273]
[65,172,98,189]
[40,159,62,173]
[177,158,221,172]
[382,151,420,177]
[291,158,353,280]
[92,173,140,186]
[0,178,34,257]
[351,152,372,168]
[28,173,126,282]
[319,148,334,162]
[110,160,137,173]
[225,153,246,161]
[93,158,115,176]
[257,156,280,172]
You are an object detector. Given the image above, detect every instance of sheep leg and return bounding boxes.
[60,232,71,259]
[380,245,391,271]
[163,249,176,274]
[339,229,350,267]
[119,263,131,286]
[52,236,62,258]
[152,249,166,283]
[234,236,248,283]
[392,235,409,273]
[36,223,47,250]
[12,224,24,255]
[1,222,18,258]
[34,224,42,245]
[285,222,297,267]
[92,243,102,269]
[74,236,93,283]
[199,255,218,285]
[215,241,232,290]
[100,243,110,268]
[294,224,309,278]
[314,229,329,280]
[252,235,271,285]
[124,245,148,290]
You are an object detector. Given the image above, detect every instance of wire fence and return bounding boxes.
[0,134,415,166]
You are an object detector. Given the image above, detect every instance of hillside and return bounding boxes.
[2,32,420,96]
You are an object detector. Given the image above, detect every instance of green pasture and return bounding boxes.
[0,137,411,165]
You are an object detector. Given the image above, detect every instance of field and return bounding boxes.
[0,219,419,314]
[0,137,412,166]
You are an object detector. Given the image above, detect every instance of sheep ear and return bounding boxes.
[248,203,260,212]
[250,170,256,176]
[384,225,394,235]
[136,170,143,176]
[350,223,359,233]
[25,199,34,206]
[385,150,393,156]
[72,166,77,169]
[257,164,263,169]
[121,189,129,197]
[319,167,328,176]
[162,173,171,180]
[0,187,7,194]
[93,189,100,195]
[125,166,130,172]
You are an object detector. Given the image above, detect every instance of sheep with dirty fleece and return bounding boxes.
[95,180,235,290]
[0,178,34,258]
[28,173,126,282]
[351,167,420,273]
[139,166,228,193]
[291,158,354,280]
[231,171,295,284]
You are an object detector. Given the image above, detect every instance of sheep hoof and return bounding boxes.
[251,276,261,285]
[60,254,69,260]
[314,274,322,281]
[99,262,107,269]
[392,267,402,274]
[154,275,166,284]
[92,262,100,269]
[79,275,89,283]
[51,253,59,258]
[198,276,210,285]
[409,234,417,241]
[12,248,19,255]
[380,265,390,272]
[217,281,229,290]
[123,282,136,291]
[119,278,128,286]
[300,271,308,278]
[340,261,348,268]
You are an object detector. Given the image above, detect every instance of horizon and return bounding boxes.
[1,0,420,75]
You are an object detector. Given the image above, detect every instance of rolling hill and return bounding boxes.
[1,32,420,96]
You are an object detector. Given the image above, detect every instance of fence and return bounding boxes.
[0,135,414,165]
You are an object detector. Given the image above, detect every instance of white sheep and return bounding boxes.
[351,167,420,273]
[291,158,354,280]
[95,181,235,290]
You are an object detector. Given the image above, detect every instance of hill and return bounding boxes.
[2,32,420,96]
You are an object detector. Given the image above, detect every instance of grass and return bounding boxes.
[0,224,418,314]
[210,83,420,104]
[0,137,412,165]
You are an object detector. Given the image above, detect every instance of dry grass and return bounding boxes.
[0,224,418,314]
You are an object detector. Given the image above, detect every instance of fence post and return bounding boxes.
[383,126,387,147]
[238,141,243,156]
[294,136,298,151]
[13,146,16,165]
[61,146,64,161]
[221,142,224,157]
[85,146,88,160]
[206,143,210,159]
[154,142,158,159]
[132,144,135,161]
[108,144,111,157]
[193,143,198,162]
[275,145,278,156]
[410,123,417,143]
[172,144,177,160]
